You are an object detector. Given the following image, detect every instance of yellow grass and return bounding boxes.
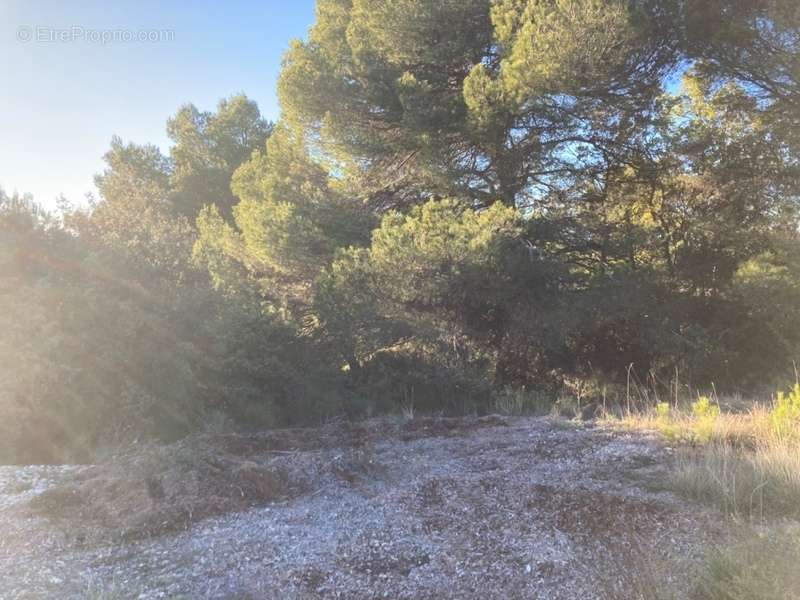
[603,392,800,519]
[671,440,800,519]
[691,524,800,600]
[606,403,774,447]
[606,393,800,598]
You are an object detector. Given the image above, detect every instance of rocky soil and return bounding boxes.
[0,417,721,599]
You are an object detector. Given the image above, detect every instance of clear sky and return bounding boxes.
[1,0,316,209]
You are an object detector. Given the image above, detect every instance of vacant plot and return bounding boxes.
[2,417,721,599]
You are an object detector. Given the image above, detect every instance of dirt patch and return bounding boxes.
[2,417,721,599]
[207,415,508,456]
[526,483,679,539]
[27,439,301,541]
[23,416,508,542]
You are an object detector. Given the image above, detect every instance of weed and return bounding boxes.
[604,387,800,519]
[670,441,800,519]
[691,396,721,442]
[690,525,800,600]
[771,383,800,441]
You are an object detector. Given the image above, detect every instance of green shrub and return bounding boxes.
[652,402,684,442]
[692,397,720,420]
[656,402,671,419]
[771,384,800,440]
[692,396,721,442]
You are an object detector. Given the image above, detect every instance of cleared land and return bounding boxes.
[1,417,723,599]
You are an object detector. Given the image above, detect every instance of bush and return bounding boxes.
[692,396,721,442]
[771,384,800,440]
[353,344,494,417]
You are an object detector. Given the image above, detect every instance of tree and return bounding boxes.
[279,0,678,209]
[90,137,194,282]
[0,191,204,462]
[193,121,376,319]
[168,94,272,219]
[683,0,800,155]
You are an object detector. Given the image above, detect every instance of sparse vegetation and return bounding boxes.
[606,386,800,518]
[691,526,800,600]
[671,440,800,519]
[605,387,800,597]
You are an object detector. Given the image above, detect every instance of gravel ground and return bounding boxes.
[0,417,720,599]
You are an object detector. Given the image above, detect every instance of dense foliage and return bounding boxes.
[2,0,799,462]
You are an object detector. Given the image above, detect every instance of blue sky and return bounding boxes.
[1,0,316,208]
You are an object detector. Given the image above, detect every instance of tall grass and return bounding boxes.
[603,386,800,598]
[606,388,800,519]
[671,440,800,519]
[691,526,800,600]
[608,399,773,447]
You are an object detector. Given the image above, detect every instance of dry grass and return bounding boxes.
[605,397,800,519]
[603,392,800,598]
[671,440,800,519]
[691,525,800,600]
[607,403,773,447]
